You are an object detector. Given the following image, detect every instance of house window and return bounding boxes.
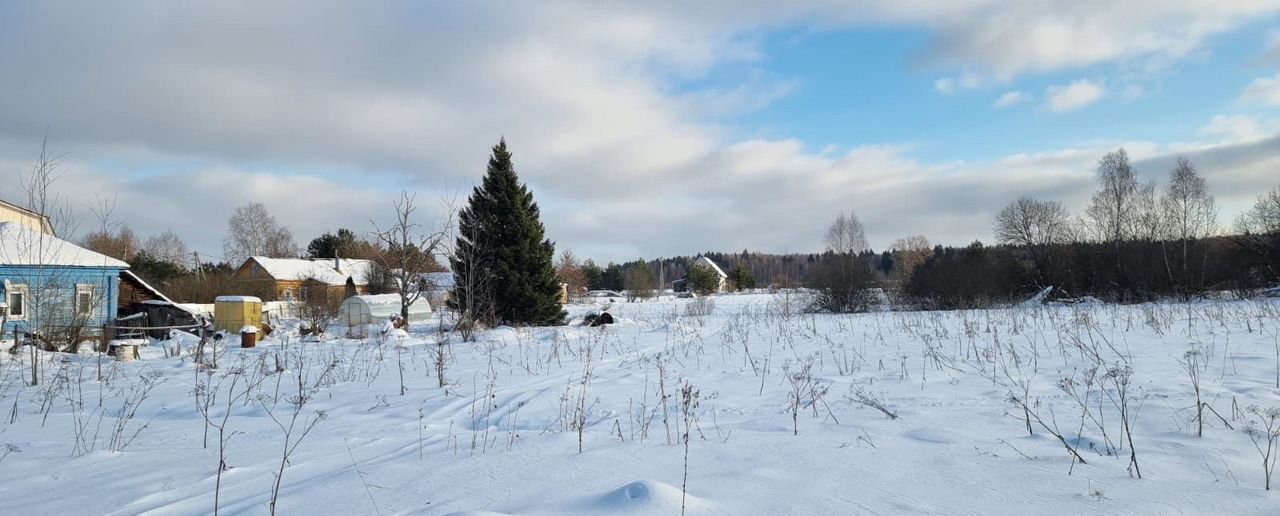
[283,289,295,302]
[299,286,309,301]
[76,285,97,317]
[7,286,27,319]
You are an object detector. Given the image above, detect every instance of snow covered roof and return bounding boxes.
[0,222,129,268]
[343,293,423,307]
[123,269,175,304]
[248,256,374,285]
[692,256,727,278]
[216,295,262,302]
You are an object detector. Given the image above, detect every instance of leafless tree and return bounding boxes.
[555,249,587,301]
[1132,179,1163,243]
[142,229,190,266]
[1237,185,1280,235]
[1233,185,1280,283]
[995,196,1071,248]
[447,199,494,341]
[222,202,298,264]
[81,196,137,261]
[1085,149,1156,291]
[824,211,869,255]
[1161,157,1217,242]
[809,213,875,313]
[1157,157,1217,293]
[1085,149,1146,244]
[1,138,111,385]
[371,191,452,322]
[888,235,930,282]
[994,196,1072,285]
[295,276,338,338]
[624,264,656,301]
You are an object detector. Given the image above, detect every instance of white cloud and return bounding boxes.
[1045,80,1106,112]
[1118,84,1146,101]
[1241,73,1280,105]
[934,77,957,95]
[933,72,983,94]
[1200,114,1280,143]
[1,3,1279,261]
[993,91,1030,108]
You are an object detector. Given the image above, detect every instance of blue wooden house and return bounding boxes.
[0,222,129,345]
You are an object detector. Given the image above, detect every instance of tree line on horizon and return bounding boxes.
[77,146,1280,313]
[557,149,1280,310]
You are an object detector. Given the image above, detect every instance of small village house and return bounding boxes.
[232,256,376,306]
[0,221,129,347]
[691,256,732,293]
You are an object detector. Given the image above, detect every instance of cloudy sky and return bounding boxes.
[2,1,1280,264]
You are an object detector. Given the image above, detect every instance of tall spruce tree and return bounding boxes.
[451,139,565,326]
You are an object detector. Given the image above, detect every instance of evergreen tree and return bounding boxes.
[582,259,603,290]
[307,228,377,259]
[728,264,755,291]
[601,263,625,291]
[624,260,656,300]
[452,139,565,326]
[686,264,720,295]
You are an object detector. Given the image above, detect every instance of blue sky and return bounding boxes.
[693,18,1278,161]
[2,1,1280,264]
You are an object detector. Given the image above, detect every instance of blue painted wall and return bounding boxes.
[0,265,122,337]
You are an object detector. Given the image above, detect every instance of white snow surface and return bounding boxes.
[0,221,129,268]
[2,294,1279,515]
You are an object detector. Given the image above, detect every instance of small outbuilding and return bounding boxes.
[339,294,431,326]
[214,296,263,333]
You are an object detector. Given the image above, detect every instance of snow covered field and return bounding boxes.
[1,293,1279,515]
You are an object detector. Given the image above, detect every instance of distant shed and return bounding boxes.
[339,294,431,326]
[214,295,263,333]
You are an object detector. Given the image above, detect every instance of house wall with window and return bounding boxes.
[0,265,122,338]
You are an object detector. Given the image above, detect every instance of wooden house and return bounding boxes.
[0,222,128,345]
[232,256,375,306]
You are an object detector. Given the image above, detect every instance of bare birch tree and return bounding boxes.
[1160,157,1217,293]
[824,212,869,255]
[888,235,931,282]
[143,230,190,266]
[371,191,452,322]
[1086,149,1144,244]
[222,202,298,264]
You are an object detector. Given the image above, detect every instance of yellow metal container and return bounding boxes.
[214,296,263,333]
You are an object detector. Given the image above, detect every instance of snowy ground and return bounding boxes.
[1,293,1279,515]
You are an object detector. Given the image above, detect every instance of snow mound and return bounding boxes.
[593,480,712,513]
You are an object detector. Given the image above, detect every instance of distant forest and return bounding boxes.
[579,150,1280,310]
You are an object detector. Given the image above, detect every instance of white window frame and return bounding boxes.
[283,288,296,302]
[6,285,28,320]
[76,284,97,317]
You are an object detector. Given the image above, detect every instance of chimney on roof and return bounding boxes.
[334,255,341,273]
